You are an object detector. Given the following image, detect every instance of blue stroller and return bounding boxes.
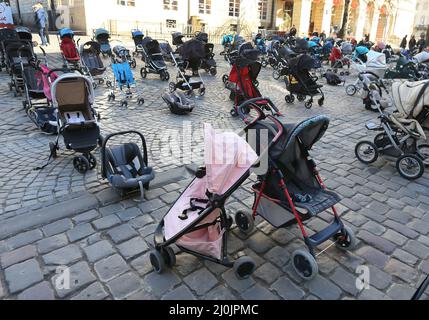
[107,62,144,107]
[131,29,144,57]
[94,28,112,57]
[254,34,268,67]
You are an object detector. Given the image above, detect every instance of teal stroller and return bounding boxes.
[107,62,144,107]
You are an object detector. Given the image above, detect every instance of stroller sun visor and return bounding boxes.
[95,28,110,40]
[51,74,95,109]
[59,28,74,39]
[196,32,209,43]
[15,27,32,40]
[132,30,144,38]
[366,50,386,68]
[163,124,258,244]
[236,42,260,66]
[355,46,369,56]
[290,54,316,71]
[81,41,101,54]
[172,32,184,45]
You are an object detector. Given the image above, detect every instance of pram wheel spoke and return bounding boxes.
[355,141,379,164]
[292,249,318,281]
[235,210,254,234]
[396,154,424,180]
[333,225,357,251]
[73,155,90,174]
[233,256,256,280]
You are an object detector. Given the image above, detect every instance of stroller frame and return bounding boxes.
[235,97,356,280]
[107,62,144,107]
[139,39,170,81]
[168,52,205,96]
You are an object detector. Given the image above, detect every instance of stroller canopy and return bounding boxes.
[279,45,296,58]
[195,32,209,43]
[59,28,74,39]
[15,26,32,41]
[366,50,386,68]
[294,38,309,53]
[172,32,184,46]
[95,28,110,41]
[131,30,144,39]
[414,51,429,63]
[392,80,429,120]
[222,34,233,45]
[51,73,95,110]
[236,42,260,67]
[80,41,101,54]
[289,54,316,71]
[178,39,206,67]
[0,28,18,41]
[355,46,369,56]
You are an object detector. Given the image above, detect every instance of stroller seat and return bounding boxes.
[106,143,155,189]
[61,38,80,61]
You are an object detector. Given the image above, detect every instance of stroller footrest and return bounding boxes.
[308,218,343,247]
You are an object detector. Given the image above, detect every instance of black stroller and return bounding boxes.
[131,29,144,57]
[79,41,107,87]
[195,32,217,76]
[101,131,155,198]
[140,37,169,81]
[236,98,356,280]
[0,28,18,72]
[272,45,297,80]
[112,44,137,69]
[168,39,206,96]
[48,73,101,174]
[284,53,325,109]
[94,28,112,57]
[159,40,174,63]
[172,32,185,49]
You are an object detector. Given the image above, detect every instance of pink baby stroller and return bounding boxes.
[151,124,260,279]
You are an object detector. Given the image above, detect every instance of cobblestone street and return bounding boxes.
[0,38,428,300]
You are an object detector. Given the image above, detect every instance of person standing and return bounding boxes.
[33,2,48,46]
[408,35,416,51]
[400,35,407,49]
[417,33,427,53]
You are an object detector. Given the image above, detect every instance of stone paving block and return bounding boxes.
[130,252,153,276]
[183,268,218,296]
[106,224,138,243]
[384,259,418,283]
[94,254,130,282]
[42,219,73,237]
[0,244,37,268]
[37,234,69,254]
[92,214,121,230]
[367,265,392,291]
[264,246,291,268]
[241,284,279,300]
[357,230,396,254]
[5,229,43,249]
[117,236,149,260]
[67,223,95,242]
[204,285,237,300]
[138,199,165,214]
[246,232,276,254]
[43,244,82,266]
[270,228,295,245]
[0,280,4,298]
[72,210,99,224]
[403,240,429,259]
[17,281,55,300]
[53,261,97,298]
[330,267,361,297]
[71,282,109,300]
[254,263,281,285]
[387,284,416,300]
[305,275,342,300]
[174,253,203,276]
[99,204,122,216]
[116,207,143,222]
[361,221,386,236]
[358,287,390,300]
[126,289,157,300]
[392,248,419,266]
[83,240,115,263]
[271,276,305,300]
[128,214,154,229]
[383,220,419,239]
[4,259,44,293]
[355,246,389,269]
[419,260,429,274]
[161,285,196,300]
[221,269,255,293]
[143,271,181,297]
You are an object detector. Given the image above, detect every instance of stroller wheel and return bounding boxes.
[396,154,425,180]
[225,215,234,230]
[222,74,229,84]
[199,86,206,96]
[168,82,176,93]
[253,80,259,88]
[130,58,137,69]
[297,94,306,102]
[304,101,313,109]
[230,108,238,117]
[106,81,112,88]
[233,256,256,280]
[235,210,254,234]
[333,225,357,251]
[92,82,97,90]
[121,101,128,108]
[140,68,147,79]
[355,141,379,164]
[317,98,324,107]
[85,153,97,170]
[273,70,280,80]
[285,94,295,104]
[138,98,145,105]
[345,71,350,76]
[209,67,217,76]
[163,247,176,268]
[292,249,318,281]
[150,250,166,274]
[49,142,58,159]
[261,59,268,68]
[345,85,357,96]
[73,156,90,174]
[98,79,104,85]
[417,144,429,167]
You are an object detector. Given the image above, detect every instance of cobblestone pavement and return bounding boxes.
[0,36,428,300]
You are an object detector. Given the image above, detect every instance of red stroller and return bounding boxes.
[235,98,357,280]
[59,28,81,69]
[223,42,262,116]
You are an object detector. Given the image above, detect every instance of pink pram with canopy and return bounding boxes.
[151,123,259,279]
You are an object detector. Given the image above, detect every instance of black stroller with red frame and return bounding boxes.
[235,97,356,280]
[223,42,262,116]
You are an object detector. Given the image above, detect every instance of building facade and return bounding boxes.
[5,0,420,45]
[413,0,429,37]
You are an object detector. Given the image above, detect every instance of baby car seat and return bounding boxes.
[101,131,155,197]
[162,90,195,115]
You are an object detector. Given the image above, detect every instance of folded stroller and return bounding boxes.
[0,27,18,72]
[79,41,107,86]
[355,83,428,180]
[58,28,81,69]
[284,53,325,108]
[139,37,169,81]
[195,32,217,76]
[151,123,259,279]
[101,131,155,197]
[107,62,144,107]
[48,74,102,174]
[224,42,262,116]
[112,44,136,69]
[168,39,206,96]
[94,28,112,57]
[234,98,356,280]
[131,29,144,57]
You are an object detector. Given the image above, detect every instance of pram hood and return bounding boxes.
[355,46,369,56]
[59,28,74,39]
[0,28,18,41]
[414,51,429,64]
[172,32,184,45]
[222,34,233,45]
[131,30,144,39]
[279,45,296,58]
[195,32,209,43]
[236,42,260,67]
[178,39,206,67]
[80,41,101,55]
[392,80,429,122]
[94,28,110,41]
[366,50,386,68]
[51,74,95,109]
[141,37,162,54]
[164,124,258,242]
[113,45,130,56]
[289,54,316,71]
[15,26,32,41]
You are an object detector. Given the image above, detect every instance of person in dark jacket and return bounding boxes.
[400,35,407,49]
[417,33,426,53]
[408,35,416,51]
[33,2,48,46]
